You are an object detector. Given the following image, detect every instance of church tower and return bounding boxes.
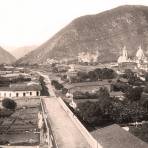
[136,46,145,61]
[122,46,128,59]
[117,46,128,63]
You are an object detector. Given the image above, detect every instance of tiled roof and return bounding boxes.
[0,82,42,91]
[64,80,110,89]
[91,124,148,148]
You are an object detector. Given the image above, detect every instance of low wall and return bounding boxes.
[56,96,102,148]
[40,99,58,148]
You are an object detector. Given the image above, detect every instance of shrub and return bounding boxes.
[51,80,63,90]
[125,87,143,102]
[39,76,50,96]
[145,72,148,82]
[62,88,68,94]
[143,85,148,93]
[88,71,98,81]
[111,82,130,93]
[2,98,17,110]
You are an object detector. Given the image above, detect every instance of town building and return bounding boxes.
[78,51,99,64]
[91,124,148,148]
[117,45,148,71]
[0,68,42,99]
[0,82,41,99]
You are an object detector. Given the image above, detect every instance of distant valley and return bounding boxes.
[0,46,16,64]
[10,45,37,59]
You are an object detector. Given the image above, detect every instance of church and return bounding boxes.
[117,46,148,71]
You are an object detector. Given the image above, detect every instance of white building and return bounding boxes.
[136,46,146,62]
[117,45,148,71]
[117,46,128,64]
[78,51,99,63]
[0,82,42,100]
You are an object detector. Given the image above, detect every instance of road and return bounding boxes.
[39,73,90,148]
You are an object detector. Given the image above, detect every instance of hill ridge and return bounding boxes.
[17,5,148,64]
[0,47,16,64]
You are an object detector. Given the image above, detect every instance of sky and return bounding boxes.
[0,0,148,51]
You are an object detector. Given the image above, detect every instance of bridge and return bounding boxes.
[38,72,102,148]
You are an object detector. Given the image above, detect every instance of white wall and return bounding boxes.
[0,90,40,100]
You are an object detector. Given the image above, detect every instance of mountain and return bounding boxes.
[0,47,16,64]
[11,45,37,59]
[18,5,148,65]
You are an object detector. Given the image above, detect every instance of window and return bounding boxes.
[16,93,19,97]
[36,91,39,96]
[4,93,6,97]
[30,92,32,96]
[9,93,11,97]
[23,93,26,97]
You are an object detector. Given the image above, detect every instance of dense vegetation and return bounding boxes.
[0,98,17,118]
[73,87,109,100]
[70,68,117,83]
[39,76,50,96]
[51,80,68,94]
[74,78,148,126]
[77,93,148,126]
[2,98,17,110]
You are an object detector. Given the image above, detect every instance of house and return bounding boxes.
[91,124,148,148]
[64,80,111,93]
[66,71,77,83]
[0,82,42,99]
[110,91,125,101]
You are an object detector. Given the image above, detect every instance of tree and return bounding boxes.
[2,98,17,110]
[125,87,143,102]
[145,72,148,82]
[143,85,148,93]
[78,101,103,126]
[111,81,130,93]
[77,71,89,82]
[123,69,134,79]
[51,79,63,90]
[39,76,50,96]
[101,68,116,79]
[88,71,98,81]
[142,99,148,110]
[62,88,68,94]
[98,87,110,99]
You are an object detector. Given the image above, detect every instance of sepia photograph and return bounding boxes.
[0,0,148,147]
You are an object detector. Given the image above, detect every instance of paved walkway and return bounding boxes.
[42,97,90,148]
[40,73,90,148]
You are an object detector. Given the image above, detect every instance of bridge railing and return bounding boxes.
[56,96,102,148]
[40,98,58,148]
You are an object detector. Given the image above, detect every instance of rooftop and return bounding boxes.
[64,80,111,90]
[0,82,42,91]
[91,124,148,148]
[0,73,31,78]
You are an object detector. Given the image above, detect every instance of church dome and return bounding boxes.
[136,46,145,60]
[117,56,127,63]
